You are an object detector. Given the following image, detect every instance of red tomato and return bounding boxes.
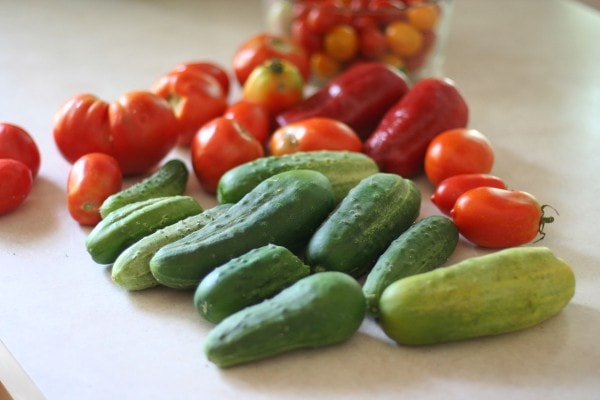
[191,117,265,193]
[305,1,350,34]
[0,122,41,178]
[152,67,228,146]
[0,159,33,214]
[67,153,122,226]
[169,61,231,98]
[268,117,362,155]
[451,187,554,248]
[424,128,495,186]
[223,100,271,144]
[232,33,310,85]
[431,173,507,215]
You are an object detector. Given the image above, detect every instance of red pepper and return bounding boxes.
[363,77,469,177]
[275,62,409,140]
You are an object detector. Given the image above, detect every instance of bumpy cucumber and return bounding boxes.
[305,173,421,278]
[150,169,335,289]
[204,271,366,368]
[363,215,459,316]
[111,204,231,291]
[86,196,202,265]
[194,244,310,324]
[216,150,379,204]
[379,246,576,346]
[100,159,188,218]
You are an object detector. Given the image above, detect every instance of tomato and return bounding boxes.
[67,153,122,226]
[152,66,228,146]
[385,21,424,57]
[268,117,362,155]
[309,52,342,82]
[451,187,554,248]
[223,100,271,144]
[242,59,304,117]
[324,24,359,62]
[430,173,507,215]
[0,122,41,178]
[232,33,310,85]
[0,159,33,215]
[305,1,350,34]
[424,128,495,186]
[191,117,265,193]
[169,61,231,98]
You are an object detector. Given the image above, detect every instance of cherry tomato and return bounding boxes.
[191,117,265,193]
[0,122,41,178]
[223,100,271,144]
[169,61,231,98]
[431,173,507,215]
[451,187,554,248]
[66,153,122,226]
[268,117,362,156]
[0,159,33,215]
[385,21,424,57]
[323,24,359,62]
[407,5,440,31]
[424,128,495,186]
[309,52,342,82]
[305,2,350,34]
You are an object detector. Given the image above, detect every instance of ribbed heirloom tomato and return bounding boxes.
[0,122,41,178]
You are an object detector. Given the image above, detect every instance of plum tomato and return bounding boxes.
[191,117,265,193]
[268,117,362,156]
[431,173,507,215]
[424,128,495,186]
[67,153,122,226]
[223,100,271,145]
[451,187,555,248]
[0,159,33,215]
[169,61,231,98]
[0,122,41,178]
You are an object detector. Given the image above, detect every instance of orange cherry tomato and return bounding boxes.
[324,24,359,62]
[431,173,507,215]
[309,52,342,82]
[385,21,423,57]
[407,5,440,32]
[223,100,271,145]
[0,122,41,178]
[0,159,33,215]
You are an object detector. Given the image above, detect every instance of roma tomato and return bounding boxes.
[431,173,507,215]
[232,33,310,85]
[268,117,362,155]
[0,122,41,178]
[0,159,33,215]
[169,61,231,98]
[67,153,122,226]
[223,100,271,144]
[425,128,495,186]
[451,187,554,248]
[191,117,264,193]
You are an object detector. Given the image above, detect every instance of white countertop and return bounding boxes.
[1,1,599,399]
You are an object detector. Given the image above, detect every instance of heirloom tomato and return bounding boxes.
[169,61,231,97]
[223,100,271,144]
[0,122,41,178]
[431,173,507,215]
[0,159,33,215]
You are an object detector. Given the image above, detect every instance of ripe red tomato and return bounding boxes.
[232,33,310,85]
[169,61,231,98]
[424,128,495,186]
[191,117,265,193]
[0,122,41,178]
[451,187,554,248]
[223,100,271,144]
[268,117,362,155]
[431,173,507,215]
[67,153,122,226]
[0,159,33,214]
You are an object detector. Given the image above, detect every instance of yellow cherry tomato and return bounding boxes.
[324,24,359,62]
[310,52,342,81]
[385,21,423,57]
[407,5,440,32]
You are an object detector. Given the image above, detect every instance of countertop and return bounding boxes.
[1,1,599,399]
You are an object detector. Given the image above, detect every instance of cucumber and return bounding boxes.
[100,159,188,218]
[363,215,459,316]
[111,204,231,291]
[86,196,202,265]
[379,246,576,346]
[150,169,335,289]
[194,244,310,324]
[216,150,379,204]
[204,271,366,368]
[305,173,421,278]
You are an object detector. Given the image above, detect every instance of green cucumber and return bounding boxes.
[100,159,188,218]
[150,169,335,289]
[363,215,459,316]
[194,244,310,324]
[379,246,576,346]
[111,204,231,291]
[305,173,421,278]
[86,195,202,265]
[216,150,379,204]
[204,271,366,368]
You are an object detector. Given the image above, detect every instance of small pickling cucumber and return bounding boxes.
[216,150,379,204]
[86,195,202,265]
[100,159,188,218]
[204,271,366,368]
[111,204,231,291]
[194,244,310,324]
[305,173,421,278]
[363,215,459,316]
[379,246,576,346]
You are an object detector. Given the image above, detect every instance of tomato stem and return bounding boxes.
[534,204,558,242]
